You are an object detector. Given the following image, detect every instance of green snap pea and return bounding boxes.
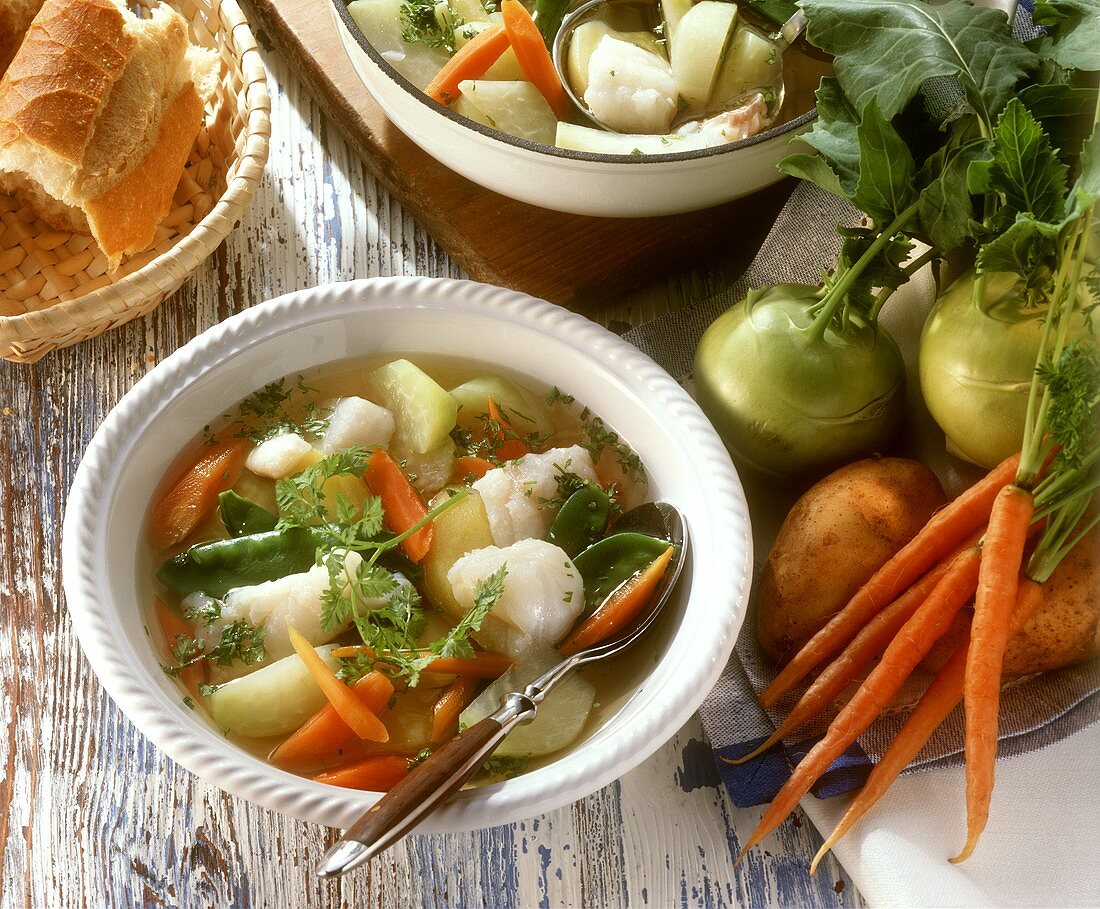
[572,532,671,614]
[156,527,323,597]
[546,485,611,558]
[218,490,278,537]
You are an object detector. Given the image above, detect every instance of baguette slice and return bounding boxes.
[0,0,44,75]
[0,0,219,270]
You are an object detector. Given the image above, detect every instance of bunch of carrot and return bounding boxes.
[735,233,1098,865]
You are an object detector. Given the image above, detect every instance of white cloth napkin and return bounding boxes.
[801,721,1100,908]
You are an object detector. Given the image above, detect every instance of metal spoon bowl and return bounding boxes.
[551,1,806,133]
[318,501,690,879]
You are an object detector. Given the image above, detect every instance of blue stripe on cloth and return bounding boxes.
[713,736,873,808]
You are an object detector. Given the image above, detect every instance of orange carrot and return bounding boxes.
[364,449,433,563]
[155,598,207,696]
[730,530,986,765]
[811,578,1043,873]
[149,439,245,549]
[760,454,1020,708]
[500,0,571,118]
[424,652,513,678]
[736,546,982,864]
[453,455,495,482]
[559,545,674,656]
[430,676,481,743]
[271,671,395,768]
[424,24,510,105]
[954,485,1035,864]
[313,754,410,792]
[286,622,389,742]
[486,395,530,460]
[327,647,513,680]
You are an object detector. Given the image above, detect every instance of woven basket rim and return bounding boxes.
[0,0,271,349]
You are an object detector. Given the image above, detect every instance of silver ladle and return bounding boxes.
[317,501,689,879]
[551,3,807,132]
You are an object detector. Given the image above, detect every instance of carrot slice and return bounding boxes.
[954,485,1035,864]
[286,622,389,742]
[760,453,1020,708]
[452,455,496,482]
[424,24,510,105]
[424,652,513,678]
[736,546,982,865]
[559,545,674,656]
[149,439,245,549]
[500,0,572,118]
[271,671,394,768]
[810,578,1043,873]
[430,676,481,743]
[327,647,513,680]
[313,754,410,792]
[364,449,433,563]
[486,395,530,460]
[155,598,207,696]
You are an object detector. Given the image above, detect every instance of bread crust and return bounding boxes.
[84,81,202,268]
[0,0,45,75]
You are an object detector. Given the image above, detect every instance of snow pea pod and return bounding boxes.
[156,527,324,598]
[546,485,611,557]
[218,490,278,537]
[572,532,671,614]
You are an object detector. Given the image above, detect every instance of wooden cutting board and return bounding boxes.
[242,0,794,309]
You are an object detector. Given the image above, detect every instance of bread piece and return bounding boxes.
[0,0,219,269]
[0,0,44,75]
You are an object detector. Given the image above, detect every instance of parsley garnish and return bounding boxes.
[400,0,462,53]
[225,376,332,444]
[579,408,646,481]
[545,386,575,407]
[161,620,266,677]
[480,754,529,779]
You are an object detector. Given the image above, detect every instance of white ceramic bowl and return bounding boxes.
[330,2,817,217]
[62,278,752,831]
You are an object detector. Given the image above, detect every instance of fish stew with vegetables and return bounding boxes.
[345,0,829,154]
[149,358,676,790]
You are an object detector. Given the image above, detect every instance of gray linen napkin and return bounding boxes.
[621,182,1100,807]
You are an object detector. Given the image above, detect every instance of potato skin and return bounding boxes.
[923,529,1099,677]
[757,457,947,664]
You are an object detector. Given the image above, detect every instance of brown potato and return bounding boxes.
[923,529,1099,677]
[757,457,947,664]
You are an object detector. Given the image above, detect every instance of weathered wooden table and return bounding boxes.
[0,47,865,908]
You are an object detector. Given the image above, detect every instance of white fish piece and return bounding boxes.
[245,432,315,479]
[447,538,584,656]
[471,445,599,546]
[319,396,396,454]
[189,552,411,680]
[675,92,769,144]
[583,36,677,135]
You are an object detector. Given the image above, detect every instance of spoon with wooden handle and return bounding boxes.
[317,501,689,879]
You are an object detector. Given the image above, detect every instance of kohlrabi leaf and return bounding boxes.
[1068,123,1100,214]
[797,78,862,194]
[976,215,1063,284]
[799,0,1036,125]
[967,98,1069,225]
[1019,81,1098,157]
[917,137,988,250]
[831,227,915,314]
[1031,0,1100,72]
[852,100,918,224]
[778,153,846,198]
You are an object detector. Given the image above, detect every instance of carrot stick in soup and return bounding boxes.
[149,439,245,549]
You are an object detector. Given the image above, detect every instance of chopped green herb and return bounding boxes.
[480,754,529,779]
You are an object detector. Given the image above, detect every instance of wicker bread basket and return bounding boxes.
[0,0,270,364]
